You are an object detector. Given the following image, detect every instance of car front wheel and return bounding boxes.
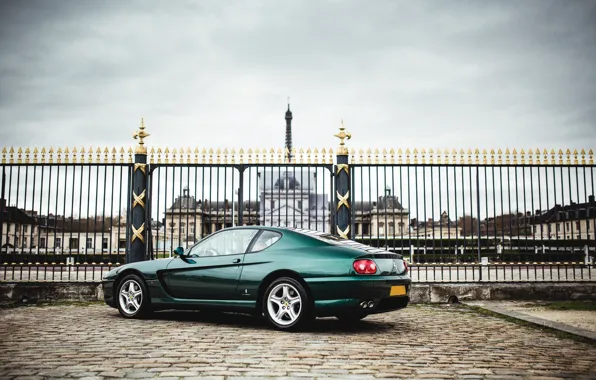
[263,277,311,331]
[116,274,150,319]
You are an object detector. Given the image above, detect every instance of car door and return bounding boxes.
[162,228,260,300]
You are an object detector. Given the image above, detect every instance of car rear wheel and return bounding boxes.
[263,277,311,331]
[116,274,151,319]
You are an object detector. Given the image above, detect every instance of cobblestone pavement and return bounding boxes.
[1,303,595,380]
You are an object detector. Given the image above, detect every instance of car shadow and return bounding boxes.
[123,309,400,334]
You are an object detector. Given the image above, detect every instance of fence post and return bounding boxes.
[334,123,352,239]
[129,118,150,263]
[476,166,482,280]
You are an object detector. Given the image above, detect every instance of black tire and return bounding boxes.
[336,313,368,323]
[262,277,312,331]
[115,274,151,319]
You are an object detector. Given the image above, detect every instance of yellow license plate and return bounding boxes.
[390,285,407,296]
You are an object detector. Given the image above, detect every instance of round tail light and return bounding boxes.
[353,259,377,274]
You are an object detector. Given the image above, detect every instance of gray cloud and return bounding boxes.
[0,0,595,153]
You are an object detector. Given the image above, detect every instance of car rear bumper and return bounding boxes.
[306,275,411,317]
[102,280,116,308]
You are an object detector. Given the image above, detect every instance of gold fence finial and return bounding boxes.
[334,120,351,155]
[133,117,150,155]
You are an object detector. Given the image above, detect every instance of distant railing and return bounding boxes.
[1,262,593,283]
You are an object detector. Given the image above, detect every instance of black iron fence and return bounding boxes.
[348,150,596,266]
[0,148,133,265]
[0,124,595,283]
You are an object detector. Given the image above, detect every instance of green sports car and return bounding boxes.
[102,226,411,331]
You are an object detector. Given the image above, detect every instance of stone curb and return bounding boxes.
[462,301,596,342]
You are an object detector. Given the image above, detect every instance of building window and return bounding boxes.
[102,237,108,250]
[55,238,62,248]
[566,222,570,231]
[86,238,93,249]
[40,238,46,248]
[119,239,126,249]
[69,238,79,250]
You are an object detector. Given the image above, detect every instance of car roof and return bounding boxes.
[225,225,396,256]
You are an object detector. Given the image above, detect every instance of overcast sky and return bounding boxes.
[1,0,595,155]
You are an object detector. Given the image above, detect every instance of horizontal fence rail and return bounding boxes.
[1,263,593,283]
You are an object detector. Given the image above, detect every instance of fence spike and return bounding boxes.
[209,148,215,164]
[589,149,594,165]
[56,147,63,164]
[8,146,15,164]
[48,147,55,163]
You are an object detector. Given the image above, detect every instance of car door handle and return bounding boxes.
[232,258,241,263]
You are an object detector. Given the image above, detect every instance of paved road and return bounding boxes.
[1,303,595,379]
[2,265,594,283]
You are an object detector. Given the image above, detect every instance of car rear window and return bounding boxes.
[249,230,282,252]
[292,228,388,254]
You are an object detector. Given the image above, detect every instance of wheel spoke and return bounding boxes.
[287,305,298,321]
[275,306,286,321]
[133,290,142,298]
[282,285,290,298]
[128,282,135,293]
[269,296,282,307]
[132,298,141,310]
[119,289,128,297]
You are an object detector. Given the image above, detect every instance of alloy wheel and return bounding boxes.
[118,279,143,316]
[266,283,302,326]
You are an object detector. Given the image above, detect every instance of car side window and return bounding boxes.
[249,231,282,252]
[187,229,259,257]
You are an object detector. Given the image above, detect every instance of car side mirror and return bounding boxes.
[174,246,185,257]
